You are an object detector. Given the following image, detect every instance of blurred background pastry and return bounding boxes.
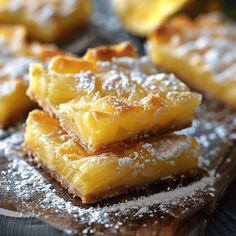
[113,0,222,37]
[0,0,92,43]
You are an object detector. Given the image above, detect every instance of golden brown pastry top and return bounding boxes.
[84,42,139,62]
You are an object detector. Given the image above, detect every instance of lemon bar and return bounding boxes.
[0,25,61,128]
[113,0,221,36]
[0,0,92,43]
[28,42,202,153]
[24,109,201,204]
[148,13,236,109]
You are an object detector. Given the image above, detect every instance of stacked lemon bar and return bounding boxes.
[0,25,61,128]
[24,42,202,204]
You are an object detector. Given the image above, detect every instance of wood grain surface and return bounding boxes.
[0,1,236,235]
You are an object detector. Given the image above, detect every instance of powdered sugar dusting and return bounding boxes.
[68,54,198,106]
[0,156,215,228]
[118,157,133,167]
[145,135,192,161]
[101,176,214,214]
[0,56,37,81]
[98,56,189,94]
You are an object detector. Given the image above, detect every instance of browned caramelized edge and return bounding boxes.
[149,15,193,43]
[149,13,231,43]
[83,41,139,61]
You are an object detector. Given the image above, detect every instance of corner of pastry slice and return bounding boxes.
[0,25,62,128]
[24,109,201,204]
[0,0,92,43]
[147,12,236,109]
[27,42,202,153]
[0,80,34,128]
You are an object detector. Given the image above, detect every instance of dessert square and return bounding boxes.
[24,109,201,204]
[28,42,202,153]
[0,25,61,128]
[113,0,221,36]
[148,13,236,109]
[0,0,92,43]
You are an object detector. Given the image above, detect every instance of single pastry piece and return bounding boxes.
[0,25,61,128]
[27,42,201,153]
[24,109,201,204]
[0,0,92,43]
[148,13,236,109]
[113,0,221,36]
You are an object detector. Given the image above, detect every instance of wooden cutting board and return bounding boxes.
[0,98,235,235]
